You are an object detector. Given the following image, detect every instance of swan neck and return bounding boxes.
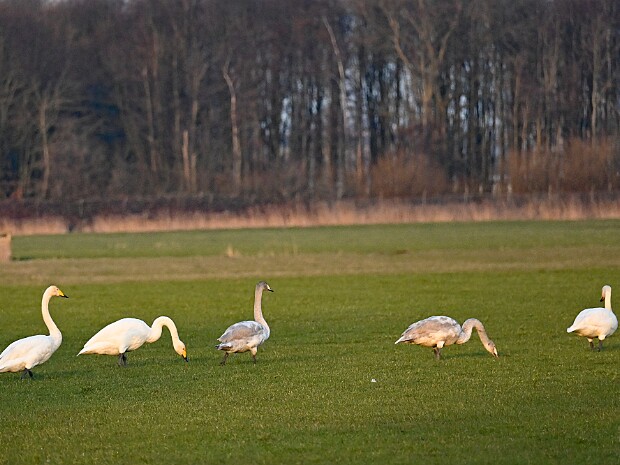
[457,319,474,344]
[254,287,269,333]
[148,316,181,344]
[604,289,612,310]
[42,288,61,339]
[461,318,494,347]
[458,319,488,344]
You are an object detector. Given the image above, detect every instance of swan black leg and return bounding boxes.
[589,340,595,350]
[252,354,257,364]
[433,347,441,360]
[118,353,127,366]
[598,340,603,351]
[21,369,33,380]
[220,353,229,366]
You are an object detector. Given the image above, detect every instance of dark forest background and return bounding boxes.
[0,0,618,212]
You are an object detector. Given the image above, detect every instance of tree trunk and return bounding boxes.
[223,60,242,193]
[38,97,50,199]
[323,17,347,200]
[141,66,158,175]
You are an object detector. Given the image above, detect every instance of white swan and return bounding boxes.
[0,285,68,379]
[395,315,499,360]
[78,316,188,366]
[216,281,273,365]
[567,285,617,351]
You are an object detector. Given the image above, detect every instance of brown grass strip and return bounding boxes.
[1,196,619,236]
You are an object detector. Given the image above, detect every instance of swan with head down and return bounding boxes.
[78,316,188,366]
[395,315,499,360]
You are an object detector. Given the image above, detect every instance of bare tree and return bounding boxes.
[385,0,461,135]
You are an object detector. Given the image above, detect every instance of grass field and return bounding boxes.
[1,220,619,464]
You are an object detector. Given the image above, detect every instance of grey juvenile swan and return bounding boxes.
[216,281,273,365]
[395,315,499,360]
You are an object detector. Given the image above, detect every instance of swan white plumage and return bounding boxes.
[395,315,499,360]
[0,285,68,379]
[567,285,617,351]
[216,281,273,365]
[78,316,188,366]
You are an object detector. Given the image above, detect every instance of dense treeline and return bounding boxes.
[0,0,618,204]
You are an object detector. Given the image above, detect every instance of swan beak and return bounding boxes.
[600,296,604,302]
[182,349,188,362]
[492,349,499,358]
[267,288,274,292]
[59,290,69,298]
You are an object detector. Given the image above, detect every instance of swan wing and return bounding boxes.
[79,318,150,355]
[396,316,461,346]
[0,335,57,372]
[567,308,618,337]
[218,320,265,343]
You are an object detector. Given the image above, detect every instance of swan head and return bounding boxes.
[174,340,188,362]
[600,285,611,302]
[46,285,69,299]
[257,281,274,293]
[483,340,499,358]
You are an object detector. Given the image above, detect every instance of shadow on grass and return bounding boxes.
[436,350,502,360]
[566,340,620,353]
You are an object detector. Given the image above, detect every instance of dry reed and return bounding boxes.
[1,195,619,236]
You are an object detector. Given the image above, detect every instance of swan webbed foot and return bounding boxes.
[118,353,127,367]
[21,369,33,380]
[219,353,229,366]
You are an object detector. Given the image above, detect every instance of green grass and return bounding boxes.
[10,220,620,259]
[1,220,619,464]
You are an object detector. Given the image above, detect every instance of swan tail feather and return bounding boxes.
[395,334,413,344]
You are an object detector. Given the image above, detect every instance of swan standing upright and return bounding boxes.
[216,281,273,365]
[395,315,499,360]
[567,285,617,351]
[78,316,188,366]
[0,285,68,379]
